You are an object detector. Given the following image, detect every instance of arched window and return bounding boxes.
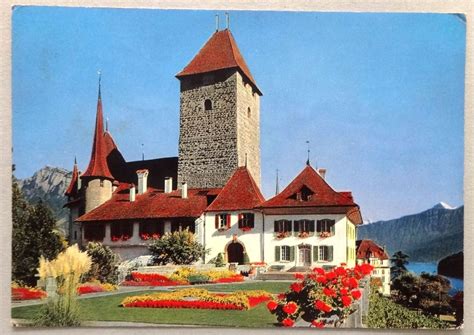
[247,107,251,118]
[204,99,212,111]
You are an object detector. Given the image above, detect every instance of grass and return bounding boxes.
[12,282,289,327]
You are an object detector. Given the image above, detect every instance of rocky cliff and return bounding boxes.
[357,203,463,262]
[17,166,72,234]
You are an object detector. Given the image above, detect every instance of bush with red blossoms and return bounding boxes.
[266,264,373,328]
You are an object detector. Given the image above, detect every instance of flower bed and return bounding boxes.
[267,263,374,328]
[77,282,118,295]
[12,286,47,301]
[121,271,187,286]
[121,288,271,310]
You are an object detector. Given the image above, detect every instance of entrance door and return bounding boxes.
[227,242,244,264]
[299,246,311,266]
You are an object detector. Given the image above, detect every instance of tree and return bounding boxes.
[83,242,119,284]
[390,251,409,280]
[418,273,453,316]
[148,229,206,265]
[12,173,64,286]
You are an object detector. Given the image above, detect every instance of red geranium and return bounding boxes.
[341,295,352,307]
[315,275,328,284]
[294,273,305,280]
[323,287,336,297]
[315,300,332,313]
[340,288,348,295]
[312,267,325,275]
[311,320,325,328]
[282,302,298,315]
[325,271,337,280]
[281,318,295,327]
[290,282,303,293]
[335,266,346,276]
[351,289,362,300]
[267,300,278,311]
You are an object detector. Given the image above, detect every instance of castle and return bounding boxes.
[65,27,362,271]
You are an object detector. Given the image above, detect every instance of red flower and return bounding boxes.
[323,287,336,297]
[311,320,325,328]
[340,288,348,296]
[294,273,305,280]
[351,289,362,300]
[315,300,332,313]
[335,266,346,276]
[357,263,374,276]
[277,293,286,300]
[282,302,298,315]
[342,277,358,289]
[326,271,337,280]
[290,282,303,293]
[315,275,327,284]
[312,267,325,275]
[281,318,294,327]
[267,300,278,311]
[341,295,352,307]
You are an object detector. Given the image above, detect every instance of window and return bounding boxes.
[100,179,104,187]
[139,221,164,240]
[238,213,254,230]
[290,185,314,201]
[247,107,251,118]
[74,231,77,240]
[171,221,195,233]
[317,219,335,234]
[204,99,212,111]
[215,213,230,230]
[84,224,105,241]
[294,219,315,236]
[111,222,133,240]
[274,220,292,233]
[275,245,294,261]
[318,245,333,262]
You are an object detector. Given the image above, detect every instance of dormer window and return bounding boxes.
[205,99,212,111]
[290,185,314,201]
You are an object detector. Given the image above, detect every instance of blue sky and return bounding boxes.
[12,7,465,221]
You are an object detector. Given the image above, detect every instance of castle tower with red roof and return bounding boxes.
[176,28,262,189]
[81,77,115,213]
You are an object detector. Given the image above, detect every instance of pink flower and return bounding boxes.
[281,318,294,327]
[282,301,298,315]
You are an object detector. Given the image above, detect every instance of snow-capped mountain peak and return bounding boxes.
[432,202,456,210]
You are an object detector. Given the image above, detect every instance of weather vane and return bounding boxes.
[306,140,310,165]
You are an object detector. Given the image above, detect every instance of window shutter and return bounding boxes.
[215,215,219,229]
[249,213,255,228]
[238,214,243,228]
[275,246,281,261]
[285,220,292,232]
[316,220,321,233]
[313,246,319,262]
[290,246,295,261]
[309,220,315,232]
[274,221,279,232]
[328,246,333,262]
[226,214,231,229]
[330,221,336,235]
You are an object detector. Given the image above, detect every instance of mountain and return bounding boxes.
[357,204,463,262]
[17,166,72,235]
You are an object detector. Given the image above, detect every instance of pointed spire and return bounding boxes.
[81,75,114,180]
[306,140,310,166]
[65,156,79,196]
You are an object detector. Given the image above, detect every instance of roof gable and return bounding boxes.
[356,239,389,260]
[260,165,356,208]
[176,29,261,94]
[65,160,79,197]
[205,167,265,212]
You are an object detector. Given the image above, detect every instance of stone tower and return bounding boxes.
[176,29,262,189]
[80,79,114,213]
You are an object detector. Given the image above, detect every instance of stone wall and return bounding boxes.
[177,69,261,188]
[84,178,112,213]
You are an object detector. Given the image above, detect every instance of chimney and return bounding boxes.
[181,182,188,199]
[164,177,173,193]
[136,169,149,195]
[129,184,136,202]
[318,168,326,179]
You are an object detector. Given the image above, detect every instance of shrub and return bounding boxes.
[188,274,210,284]
[34,244,92,327]
[148,229,207,265]
[83,242,119,284]
[215,253,225,267]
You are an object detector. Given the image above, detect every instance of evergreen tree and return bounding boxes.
[12,170,64,285]
[390,250,410,280]
[83,242,119,284]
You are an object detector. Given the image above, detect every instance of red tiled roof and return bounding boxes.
[205,167,265,212]
[65,160,79,197]
[260,165,357,208]
[81,91,114,180]
[356,240,389,260]
[76,184,222,222]
[176,29,261,95]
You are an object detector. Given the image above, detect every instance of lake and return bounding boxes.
[406,262,463,295]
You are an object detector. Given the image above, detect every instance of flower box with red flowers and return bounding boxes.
[140,233,150,240]
[111,235,121,242]
[122,234,130,241]
[239,226,252,232]
[298,231,310,238]
[319,231,332,238]
[275,231,290,239]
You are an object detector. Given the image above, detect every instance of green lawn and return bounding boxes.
[12,282,289,327]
